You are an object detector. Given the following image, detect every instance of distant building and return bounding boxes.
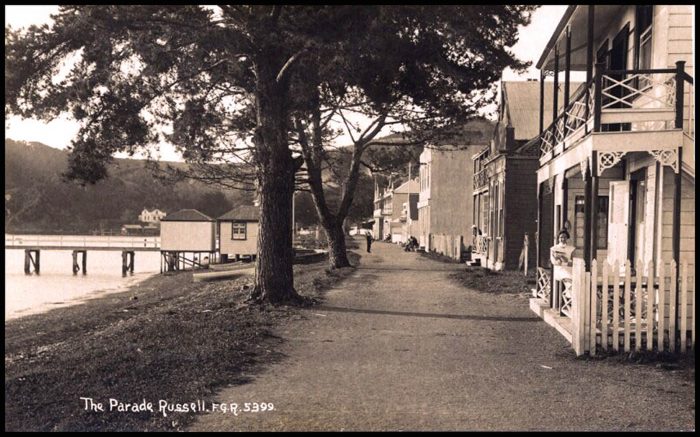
[417,118,493,258]
[218,205,260,262]
[470,81,565,270]
[372,178,419,244]
[139,208,167,224]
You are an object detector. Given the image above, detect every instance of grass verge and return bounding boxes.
[417,250,461,264]
[5,252,359,431]
[449,266,536,295]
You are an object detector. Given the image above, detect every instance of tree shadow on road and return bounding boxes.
[311,304,540,323]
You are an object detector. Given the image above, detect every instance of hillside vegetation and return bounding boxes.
[4,139,253,234]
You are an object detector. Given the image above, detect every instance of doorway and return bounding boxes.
[628,168,647,267]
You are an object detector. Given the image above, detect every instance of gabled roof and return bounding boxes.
[502,81,582,141]
[218,205,260,222]
[393,178,419,194]
[161,209,214,222]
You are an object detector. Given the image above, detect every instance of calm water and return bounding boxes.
[5,237,163,320]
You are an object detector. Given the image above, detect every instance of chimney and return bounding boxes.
[506,124,515,150]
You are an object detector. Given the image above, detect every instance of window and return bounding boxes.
[597,196,609,250]
[635,5,653,89]
[573,195,609,250]
[231,222,247,240]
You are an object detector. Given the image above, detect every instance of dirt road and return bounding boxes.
[189,240,695,431]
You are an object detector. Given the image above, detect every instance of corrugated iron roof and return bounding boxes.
[161,209,214,222]
[218,205,260,221]
[503,81,583,141]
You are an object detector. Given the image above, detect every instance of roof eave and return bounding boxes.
[535,5,578,70]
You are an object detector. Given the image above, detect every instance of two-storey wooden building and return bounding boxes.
[471,81,568,270]
[529,5,694,355]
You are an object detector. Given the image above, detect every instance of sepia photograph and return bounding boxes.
[4,4,695,431]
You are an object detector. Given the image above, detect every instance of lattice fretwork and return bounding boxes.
[536,267,551,304]
[560,279,573,318]
[601,73,676,110]
[598,151,626,176]
[649,149,679,173]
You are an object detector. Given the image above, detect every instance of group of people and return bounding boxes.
[403,236,419,252]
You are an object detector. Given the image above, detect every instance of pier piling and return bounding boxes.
[24,249,40,275]
[72,251,79,275]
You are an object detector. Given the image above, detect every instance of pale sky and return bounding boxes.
[5,5,571,160]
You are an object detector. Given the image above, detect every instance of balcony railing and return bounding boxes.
[539,61,692,161]
[473,234,489,256]
[473,168,488,190]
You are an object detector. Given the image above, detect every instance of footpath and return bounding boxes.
[190,240,695,431]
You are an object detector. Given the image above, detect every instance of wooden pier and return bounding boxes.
[6,234,161,276]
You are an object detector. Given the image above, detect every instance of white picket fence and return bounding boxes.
[430,234,463,261]
[571,258,695,356]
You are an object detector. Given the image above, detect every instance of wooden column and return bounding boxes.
[672,148,682,266]
[562,177,569,228]
[553,47,559,125]
[35,250,40,275]
[539,69,545,136]
[82,251,87,275]
[585,6,594,135]
[594,61,605,132]
[564,26,572,127]
[535,181,544,304]
[590,152,599,264]
[583,160,592,271]
[24,249,31,275]
[122,251,128,276]
[586,6,595,81]
[672,156,682,350]
[675,61,686,130]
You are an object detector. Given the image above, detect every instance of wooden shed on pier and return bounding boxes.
[160,209,216,271]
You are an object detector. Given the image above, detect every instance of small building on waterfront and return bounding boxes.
[218,205,259,262]
[160,209,216,252]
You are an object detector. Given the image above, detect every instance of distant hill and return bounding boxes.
[4,139,253,234]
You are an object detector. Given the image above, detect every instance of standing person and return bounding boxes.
[365,230,373,253]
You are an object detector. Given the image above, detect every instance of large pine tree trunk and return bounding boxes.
[249,57,301,304]
[325,219,351,269]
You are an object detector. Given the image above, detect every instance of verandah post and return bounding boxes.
[585,6,595,135]
[675,61,686,130]
[594,61,605,132]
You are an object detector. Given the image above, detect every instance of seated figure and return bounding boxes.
[551,229,575,281]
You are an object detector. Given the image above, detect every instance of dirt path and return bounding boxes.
[189,240,695,431]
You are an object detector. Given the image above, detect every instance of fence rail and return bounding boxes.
[5,234,161,249]
[571,258,694,356]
